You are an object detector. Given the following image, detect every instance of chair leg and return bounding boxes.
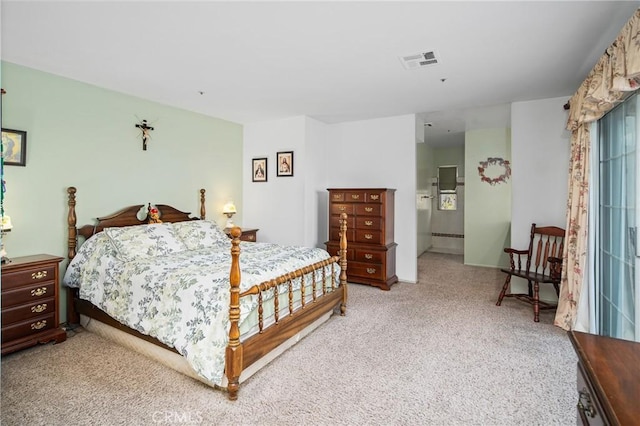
[527,280,533,297]
[553,282,560,297]
[533,281,540,322]
[496,275,512,306]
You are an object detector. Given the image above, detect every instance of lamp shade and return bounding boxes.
[222,202,237,215]
[1,215,13,231]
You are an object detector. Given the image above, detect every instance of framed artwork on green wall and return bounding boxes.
[1,129,27,166]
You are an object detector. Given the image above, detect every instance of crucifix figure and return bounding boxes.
[135,119,155,151]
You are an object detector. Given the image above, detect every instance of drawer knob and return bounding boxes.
[370,194,380,200]
[366,268,376,274]
[31,320,47,330]
[364,234,373,239]
[31,271,48,280]
[31,304,48,313]
[365,220,373,226]
[365,207,373,212]
[578,388,596,418]
[351,194,360,199]
[339,206,346,211]
[246,235,254,241]
[31,287,47,297]
[364,254,373,259]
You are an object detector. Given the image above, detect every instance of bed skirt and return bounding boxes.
[79,310,334,390]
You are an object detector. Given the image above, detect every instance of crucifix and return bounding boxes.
[135,119,155,151]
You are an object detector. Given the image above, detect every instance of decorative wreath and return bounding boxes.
[478,157,511,186]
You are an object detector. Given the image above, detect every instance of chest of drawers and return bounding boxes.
[569,331,640,425]
[326,188,397,290]
[2,254,66,355]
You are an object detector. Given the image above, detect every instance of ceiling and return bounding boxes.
[1,1,637,144]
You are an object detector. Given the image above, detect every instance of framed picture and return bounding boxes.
[276,151,294,177]
[1,129,27,166]
[252,157,267,182]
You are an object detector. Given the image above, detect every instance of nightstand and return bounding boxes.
[225,228,259,242]
[1,254,67,355]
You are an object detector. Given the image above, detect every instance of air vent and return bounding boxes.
[399,50,440,70]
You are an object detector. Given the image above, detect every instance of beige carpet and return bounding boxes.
[1,253,577,425]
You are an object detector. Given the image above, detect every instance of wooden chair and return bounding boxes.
[496,223,565,322]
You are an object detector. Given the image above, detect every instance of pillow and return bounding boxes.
[172,220,229,250]
[104,223,187,261]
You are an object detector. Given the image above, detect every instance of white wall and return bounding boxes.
[244,114,417,283]
[326,115,417,283]
[243,116,308,246]
[510,96,571,299]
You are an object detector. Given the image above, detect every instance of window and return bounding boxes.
[595,93,639,342]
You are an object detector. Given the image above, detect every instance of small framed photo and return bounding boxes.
[276,151,294,177]
[1,128,27,166]
[252,157,267,182]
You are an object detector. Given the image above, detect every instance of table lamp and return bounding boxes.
[222,202,237,229]
[1,214,13,263]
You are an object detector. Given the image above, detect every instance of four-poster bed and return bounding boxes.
[64,187,348,400]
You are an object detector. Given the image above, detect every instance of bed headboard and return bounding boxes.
[67,187,206,260]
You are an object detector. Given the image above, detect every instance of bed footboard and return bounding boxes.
[225,214,348,400]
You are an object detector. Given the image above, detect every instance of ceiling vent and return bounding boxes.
[399,50,440,70]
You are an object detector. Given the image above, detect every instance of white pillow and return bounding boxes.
[104,223,187,261]
[172,220,229,250]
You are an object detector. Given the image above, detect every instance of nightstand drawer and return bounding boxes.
[1,297,56,325]
[1,265,57,290]
[1,313,56,342]
[1,283,56,308]
[240,231,257,242]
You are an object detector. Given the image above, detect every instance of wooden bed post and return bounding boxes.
[67,187,78,260]
[339,213,348,316]
[199,188,206,219]
[226,226,243,400]
[67,187,80,325]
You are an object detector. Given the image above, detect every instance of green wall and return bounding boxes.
[1,62,243,321]
[433,145,465,176]
[464,128,511,267]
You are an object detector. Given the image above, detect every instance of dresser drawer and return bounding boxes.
[1,283,56,308]
[349,262,385,280]
[1,312,56,342]
[576,362,606,425]
[354,248,384,263]
[1,297,56,326]
[355,204,381,216]
[366,192,384,203]
[330,203,354,216]
[344,191,365,203]
[329,215,355,229]
[1,265,57,291]
[355,229,383,245]
[330,192,345,202]
[356,217,382,230]
[329,228,355,243]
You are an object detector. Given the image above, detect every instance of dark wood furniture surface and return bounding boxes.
[1,254,66,355]
[568,331,640,425]
[326,188,397,290]
[496,223,565,322]
[225,227,258,242]
[66,187,347,400]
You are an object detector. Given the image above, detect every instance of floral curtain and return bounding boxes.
[555,9,640,330]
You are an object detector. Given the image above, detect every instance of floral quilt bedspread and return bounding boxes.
[63,230,340,386]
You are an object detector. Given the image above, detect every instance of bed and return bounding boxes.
[63,187,348,400]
